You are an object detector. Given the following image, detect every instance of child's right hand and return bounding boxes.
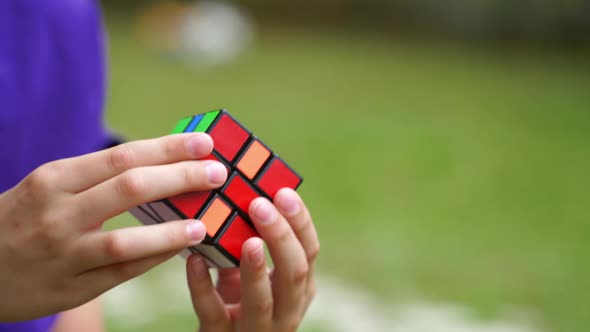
[0,133,228,322]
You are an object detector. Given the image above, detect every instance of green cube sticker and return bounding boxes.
[171,116,193,134]
[194,110,221,132]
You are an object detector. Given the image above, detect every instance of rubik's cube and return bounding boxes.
[130,109,303,268]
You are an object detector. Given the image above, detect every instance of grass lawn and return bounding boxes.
[103,17,590,332]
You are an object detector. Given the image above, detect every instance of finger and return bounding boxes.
[187,255,231,332]
[74,220,206,271]
[274,188,320,265]
[274,188,320,310]
[249,198,308,323]
[239,237,273,332]
[216,268,241,304]
[77,250,178,300]
[304,267,317,308]
[53,133,213,192]
[74,160,227,226]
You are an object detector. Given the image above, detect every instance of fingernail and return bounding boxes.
[205,162,227,186]
[277,188,301,216]
[252,199,277,225]
[186,220,206,245]
[186,134,213,158]
[190,254,207,277]
[248,238,265,267]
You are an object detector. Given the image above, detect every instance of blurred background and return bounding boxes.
[100,1,590,331]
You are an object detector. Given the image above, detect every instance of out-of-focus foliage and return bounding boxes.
[102,0,590,45]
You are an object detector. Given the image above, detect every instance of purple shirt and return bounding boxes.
[0,0,109,330]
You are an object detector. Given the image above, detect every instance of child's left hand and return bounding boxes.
[186,188,319,332]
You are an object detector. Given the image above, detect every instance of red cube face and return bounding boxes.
[132,109,302,268]
[218,214,258,261]
[168,192,211,219]
[208,113,251,163]
[222,172,261,215]
[255,157,302,199]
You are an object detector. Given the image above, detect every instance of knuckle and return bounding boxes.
[25,163,59,193]
[307,243,320,263]
[294,215,313,233]
[37,208,69,240]
[182,164,198,186]
[276,227,292,245]
[254,298,273,316]
[109,145,135,172]
[182,164,206,189]
[104,234,128,260]
[117,170,146,198]
[39,209,61,230]
[162,225,185,249]
[164,136,183,158]
[291,261,309,285]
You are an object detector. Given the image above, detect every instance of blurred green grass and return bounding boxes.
[104,19,590,332]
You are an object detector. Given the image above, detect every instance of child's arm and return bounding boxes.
[50,299,103,332]
[0,133,226,321]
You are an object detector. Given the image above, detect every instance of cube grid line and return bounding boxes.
[130,109,303,268]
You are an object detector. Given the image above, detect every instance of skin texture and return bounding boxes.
[51,299,103,332]
[0,133,226,321]
[187,188,319,332]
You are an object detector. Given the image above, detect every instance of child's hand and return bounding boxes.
[187,189,319,332]
[0,133,228,321]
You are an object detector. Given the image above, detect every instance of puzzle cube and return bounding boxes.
[130,109,303,268]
